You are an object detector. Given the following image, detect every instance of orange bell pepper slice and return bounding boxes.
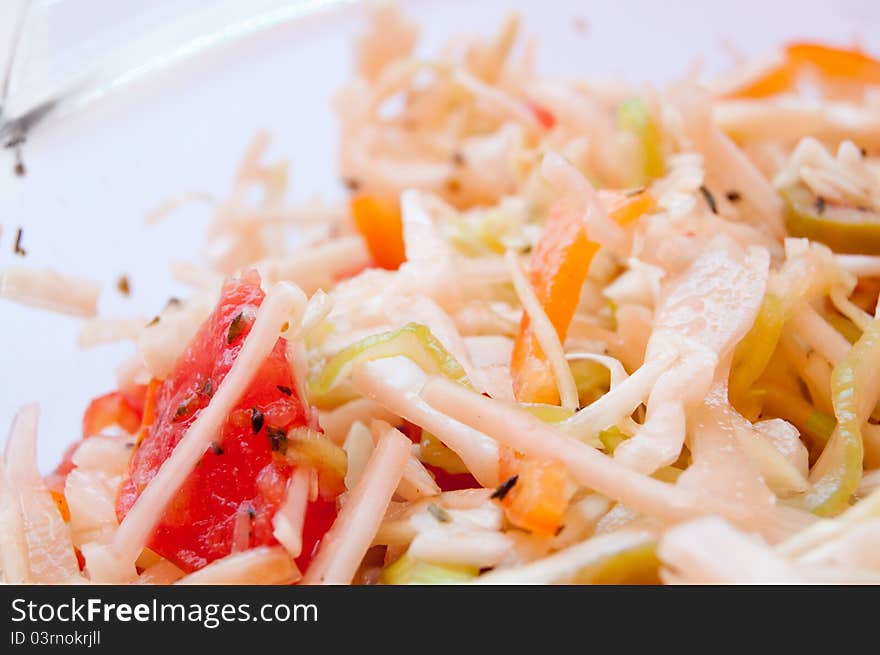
[501,457,570,536]
[726,42,880,99]
[350,195,407,270]
[787,42,880,85]
[510,189,654,405]
[50,490,71,522]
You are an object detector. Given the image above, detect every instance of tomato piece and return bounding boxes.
[424,464,479,492]
[116,273,338,573]
[82,390,144,438]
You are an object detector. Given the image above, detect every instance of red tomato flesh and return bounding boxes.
[116,272,337,573]
[82,390,144,439]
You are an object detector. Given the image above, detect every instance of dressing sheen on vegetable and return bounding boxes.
[115,273,337,573]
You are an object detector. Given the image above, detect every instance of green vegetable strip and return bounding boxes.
[309,323,470,399]
[598,425,629,454]
[760,385,835,449]
[380,553,478,585]
[729,294,785,410]
[803,318,880,515]
[616,97,664,185]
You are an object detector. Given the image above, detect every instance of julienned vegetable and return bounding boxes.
[350,195,407,270]
[727,41,880,98]
[7,5,880,587]
[500,457,571,536]
[729,294,785,416]
[572,541,660,584]
[781,184,880,255]
[380,552,479,584]
[310,323,469,405]
[803,316,880,515]
[510,189,654,406]
[617,98,665,186]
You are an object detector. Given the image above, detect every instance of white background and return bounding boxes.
[1,0,878,470]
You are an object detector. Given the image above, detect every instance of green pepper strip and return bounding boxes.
[309,323,470,403]
[803,318,880,515]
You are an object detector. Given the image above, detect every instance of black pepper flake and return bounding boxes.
[13,227,26,256]
[427,503,452,523]
[815,196,827,214]
[451,151,466,167]
[227,312,246,344]
[267,426,289,454]
[276,385,292,396]
[251,408,265,435]
[554,524,565,537]
[625,186,647,197]
[699,185,717,214]
[490,475,519,501]
[124,441,135,449]
[247,506,256,519]
[116,275,130,296]
[210,442,224,456]
[343,177,361,192]
[147,315,160,327]
[165,297,182,308]
[725,190,742,203]
[201,378,214,398]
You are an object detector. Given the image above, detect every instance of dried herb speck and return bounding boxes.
[210,442,224,456]
[147,315,160,327]
[276,385,292,396]
[343,177,361,192]
[247,505,256,519]
[451,151,466,167]
[173,395,197,422]
[725,190,742,203]
[625,186,647,197]
[116,275,131,296]
[815,196,827,214]
[427,503,452,523]
[699,185,717,214]
[491,475,519,501]
[13,148,26,177]
[13,227,26,256]
[251,408,265,435]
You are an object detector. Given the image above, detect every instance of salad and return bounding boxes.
[3,5,880,585]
